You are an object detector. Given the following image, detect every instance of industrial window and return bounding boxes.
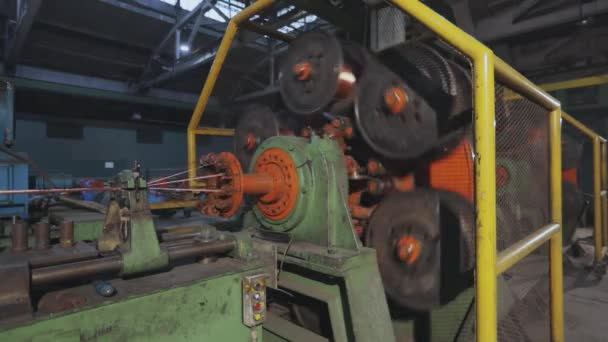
[46,122,83,140]
[136,127,163,144]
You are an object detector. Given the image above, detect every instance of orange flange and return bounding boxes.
[199,152,244,217]
[252,148,299,221]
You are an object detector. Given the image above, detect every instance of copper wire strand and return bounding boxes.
[148,165,208,185]
[150,173,224,187]
[0,187,119,195]
[148,188,223,193]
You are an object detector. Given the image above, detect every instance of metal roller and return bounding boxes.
[278,31,357,116]
[354,65,438,160]
[382,43,472,118]
[365,190,474,311]
[234,105,280,170]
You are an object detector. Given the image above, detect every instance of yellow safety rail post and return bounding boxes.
[188,0,568,340]
[186,0,278,186]
[602,141,608,247]
[386,1,564,341]
[562,112,606,262]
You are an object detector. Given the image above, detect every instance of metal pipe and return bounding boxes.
[495,57,560,111]
[29,250,101,269]
[30,240,235,287]
[166,239,235,262]
[11,221,28,253]
[471,50,499,342]
[242,174,275,195]
[562,112,606,142]
[593,137,603,262]
[161,231,201,242]
[60,221,74,248]
[140,48,220,89]
[193,127,235,136]
[31,256,123,287]
[602,142,608,247]
[34,222,50,250]
[496,223,560,275]
[549,108,564,342]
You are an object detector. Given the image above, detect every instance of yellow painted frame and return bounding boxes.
[561,112,607,262]
[184,1,608,341]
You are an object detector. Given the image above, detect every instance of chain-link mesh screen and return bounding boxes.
[495,85,551,342]
[561,124,588,247]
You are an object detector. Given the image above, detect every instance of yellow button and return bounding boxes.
[254,313,262,321]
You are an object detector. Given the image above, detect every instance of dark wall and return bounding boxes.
[13,118,233,179]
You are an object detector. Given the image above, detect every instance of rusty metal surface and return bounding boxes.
[34,223,50,250]
[10,221,28,253]
[0,257,32,319]
[31,255,124,287]
[28,242,100,269]
[59,221,74,248]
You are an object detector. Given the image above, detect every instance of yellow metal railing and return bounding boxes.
[184,1,584,341]
[562,112,607,262]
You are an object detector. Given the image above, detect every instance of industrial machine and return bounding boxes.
[0,1,585,341]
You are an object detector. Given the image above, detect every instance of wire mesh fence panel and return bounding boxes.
[561,123,589,247]
[495,85,551,342]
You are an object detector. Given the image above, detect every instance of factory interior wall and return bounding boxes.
[13,118,233,179]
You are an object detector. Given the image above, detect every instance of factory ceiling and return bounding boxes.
[0,0,607,127]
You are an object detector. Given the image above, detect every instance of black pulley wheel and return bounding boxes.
[437,191,475,273]
[279,31,344,116]
[354,67,438,160]
[234,106,279,170]
[365,191,441,311]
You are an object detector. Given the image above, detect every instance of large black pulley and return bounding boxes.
[354,67,438,160]
[279,31,345,116]
[365,190,474,311]
[234,105,280,170]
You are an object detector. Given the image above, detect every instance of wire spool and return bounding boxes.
[279,31,357,116]
[365,190,474,311]
[380,43,472,128]
[429,135,474,202]
[234,105,280,170]
[354,65,439,160]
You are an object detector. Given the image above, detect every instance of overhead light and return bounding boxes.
[131,112,142,120]
[180,44,190,53]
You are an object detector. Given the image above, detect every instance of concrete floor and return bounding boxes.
[563,234,608,342]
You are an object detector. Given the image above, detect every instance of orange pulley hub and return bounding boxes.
[199,149,299,221]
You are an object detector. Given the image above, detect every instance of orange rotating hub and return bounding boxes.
[200,149,298,220]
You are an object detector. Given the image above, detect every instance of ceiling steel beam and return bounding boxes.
[476,1,608,42]
[0,64,215,111]
[511,0,542,23]
[4,0,43,69]
[139,47,219,89]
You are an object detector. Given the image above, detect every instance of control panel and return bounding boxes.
[242,273,268,327]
